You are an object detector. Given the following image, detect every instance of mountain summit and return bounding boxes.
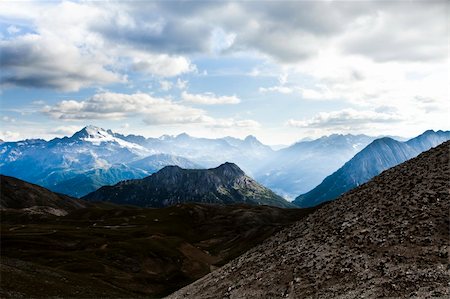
[83,163,294,208]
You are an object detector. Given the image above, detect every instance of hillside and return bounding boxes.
[295,130,449,207]
[0,175,85,215]
[168,141,450,298]
[1,198,315,297]
[83,162,295,208]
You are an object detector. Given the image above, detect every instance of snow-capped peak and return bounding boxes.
[71,126,147,151]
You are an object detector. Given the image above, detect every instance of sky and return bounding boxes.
[0,0,448,145]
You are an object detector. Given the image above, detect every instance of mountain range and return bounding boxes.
[1,126,448,203]
[0,126,274,197]
[294,130,450,207]
[83,162,295,208]
[255,134,376,198]
[168,141,450,298]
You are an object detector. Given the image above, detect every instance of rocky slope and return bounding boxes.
[295,130,449,207]
[1,175,85,215]
[168,141,450,298]
[83,163,295,208]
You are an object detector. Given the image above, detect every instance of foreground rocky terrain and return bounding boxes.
[168,141,450,298]
[1,177,314,298]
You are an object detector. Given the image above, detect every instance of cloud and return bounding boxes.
[43,92,204,123]
[207,119,260,129]
[0,130,20,141]
[159,80,173,91]
[43,92,255,128]
[0,34,123,91]
[6,25,20,35]
[341,2,447,62]
[287,108,402,129]
[181,91,240,105]
[1,0,446,92]
[175,78,188,89]
[2,116,16,123]
[50,125,82,136]
[259,86,294,94]
[130,52,194,77]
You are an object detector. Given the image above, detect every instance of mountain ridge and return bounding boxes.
[83,162,295,208]
[294,130,450,207]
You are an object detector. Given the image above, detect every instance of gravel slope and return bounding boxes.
[167,141,450,298]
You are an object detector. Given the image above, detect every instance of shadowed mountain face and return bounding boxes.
[1,175,315,298]
[1,175,86,216]
[168,141,450,299]
[83,163,295,208]
[294,130,450,207]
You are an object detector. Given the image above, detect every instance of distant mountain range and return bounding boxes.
[0,126,201,197]
[1,125,448,203]
[83,162,295,208]
[294,130,450,207]
[0,125,378,199]
[255,134,376,198]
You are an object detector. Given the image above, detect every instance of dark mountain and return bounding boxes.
[168,141,450,299]
[83,163,295,208]
[1,175,85,215]
[255,134,376,198]
[294,130,450,207]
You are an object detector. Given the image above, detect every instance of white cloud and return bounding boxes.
[181,91,240,105]
[131,52,194,77]
[287,108,402,130]
[259,86,294,94]
[43,92,255,128]
[175,78,188,89]
[2,116,16,122]
[43,92,204,123]
[50,125,82,136]
[207,119,260,129]
[7,25,20,35]
[0,130,20,141]
[159,80,173,91]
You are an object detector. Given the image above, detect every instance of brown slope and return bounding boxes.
[167,141,450,298]
[1,175,86,215]
[1,203,316,298]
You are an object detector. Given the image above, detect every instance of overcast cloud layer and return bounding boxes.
[0,0,448,143]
